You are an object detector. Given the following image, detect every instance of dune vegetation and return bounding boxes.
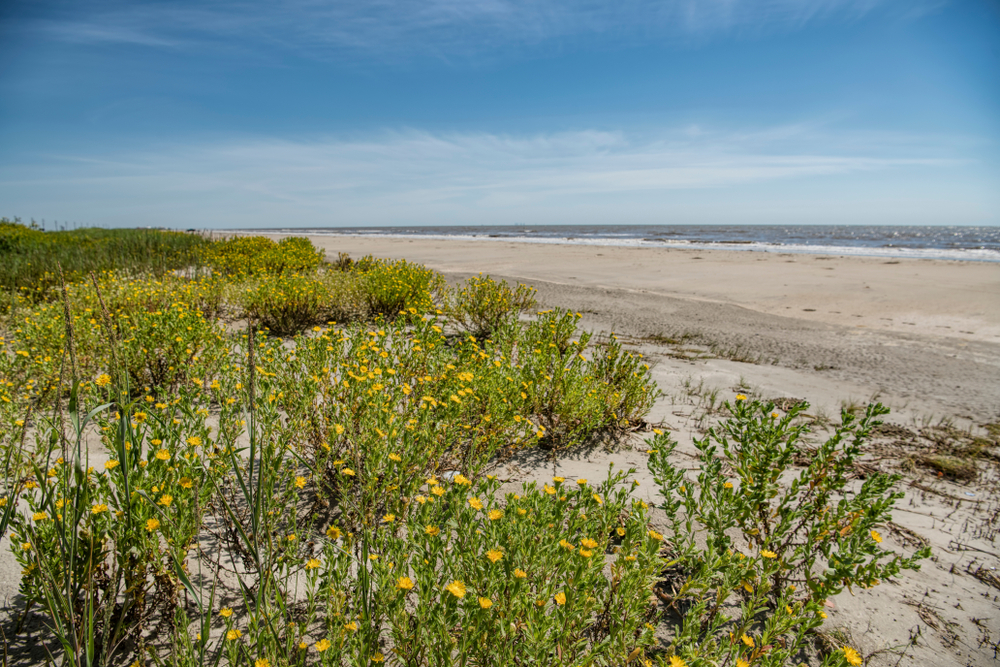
[0,222,925,667]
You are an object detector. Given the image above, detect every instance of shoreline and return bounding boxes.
[232,227,1000,264]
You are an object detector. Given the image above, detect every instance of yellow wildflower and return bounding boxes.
[554,591,566,605]
[842,646,862,666]
[305,558,321,570]
[478,597,492,609]
[219,607,233,617]
[226,629,241,641]
[488,509,503,520]
[468,497,484,510]
[871,530,882,543]
[396,576,414,590]
[145,518,160,531]
[514,568,527,579]
[315,639,331,652]
[445,580,466,598]
[486,549,503,563]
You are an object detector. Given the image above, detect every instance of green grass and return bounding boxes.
[0,218,208,300]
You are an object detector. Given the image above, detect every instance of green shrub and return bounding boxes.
[201,235,324,277]
[447,274,537,339]
[240,271,365,335]
[241,273,332,336]
[646,399,929,666]
[354,255,444,318]
[484,311,657,449]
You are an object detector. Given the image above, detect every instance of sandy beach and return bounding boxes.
[2,232,997,665]
[263,234,1000,423]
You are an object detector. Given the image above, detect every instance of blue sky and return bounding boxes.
[1,0,998,228]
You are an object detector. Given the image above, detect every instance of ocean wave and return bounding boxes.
[286,230,1000,262]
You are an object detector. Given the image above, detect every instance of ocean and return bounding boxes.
[243,225,1000,262]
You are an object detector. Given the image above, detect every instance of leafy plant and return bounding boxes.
[201,235,324,277]
[354,255,444,318]
[446,274,536,339]
[646,398,929,666]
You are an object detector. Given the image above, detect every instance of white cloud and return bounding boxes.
[0,124,972,227]
[30,0,929,61]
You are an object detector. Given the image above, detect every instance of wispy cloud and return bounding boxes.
[27,0,929,61]
[0,124,968,226]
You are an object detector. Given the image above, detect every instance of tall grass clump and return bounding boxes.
[0,218,208,301]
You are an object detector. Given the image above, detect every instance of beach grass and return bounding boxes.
[0,218,209,301]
